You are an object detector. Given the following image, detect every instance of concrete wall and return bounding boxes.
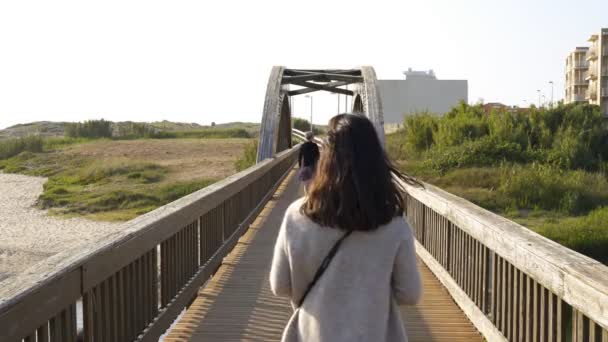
[378,79,468,124]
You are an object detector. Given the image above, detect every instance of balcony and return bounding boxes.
[573,78,588,86]
[573,61,589,68]
[572,93,587,102]
[603,68,608,77]
[586,69,598,80]
[604,47,608,56]
[587,48,598,61]
[602,88,608,97]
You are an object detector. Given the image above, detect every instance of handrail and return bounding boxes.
[400,179,608,341]
[292,128,324,146]
[0,145,300,342]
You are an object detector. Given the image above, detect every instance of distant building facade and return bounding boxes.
[378,69,468,124]
[564,47,590,104]
[564,28,608,115]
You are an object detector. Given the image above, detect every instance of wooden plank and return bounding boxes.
[0,267,81,342]
[513,268,520,340]
[412,241,507,341]
[166,174,483,342]
[519,272,527,342]
[37,324,49,342]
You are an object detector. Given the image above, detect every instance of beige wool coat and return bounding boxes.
[270,198,422,342]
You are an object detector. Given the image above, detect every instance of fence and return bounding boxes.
[402,180,608,342]
[0,146,299,342]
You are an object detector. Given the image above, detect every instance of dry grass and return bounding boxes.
[61,138,250,182]
[0,138,251,221]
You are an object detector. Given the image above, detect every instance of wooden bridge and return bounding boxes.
[1,67,607,342]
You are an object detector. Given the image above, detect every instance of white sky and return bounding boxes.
[0,0,606,129]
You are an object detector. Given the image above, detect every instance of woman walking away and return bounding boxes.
[270,114,422,342]
[297,131,320,191]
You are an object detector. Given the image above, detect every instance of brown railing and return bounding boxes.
[402,180,608,342]
[0,146,299,342]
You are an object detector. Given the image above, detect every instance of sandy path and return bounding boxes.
[0,173,123,282]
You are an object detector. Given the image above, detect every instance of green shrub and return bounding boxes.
[235,139,258,171]
[75,161,166,185]
[292,118,323,135]
[65,119,112,138]
[434,102,488,147]
[0,136,44,159]
[499,164,608,215]
[170,128,251,139]
[156,179,217,203]
[425,136,538,173]
[403,113,438,152]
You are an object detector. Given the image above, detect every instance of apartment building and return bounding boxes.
[564,47,589,103]
[564,28,608,115]
[585,29,608,114]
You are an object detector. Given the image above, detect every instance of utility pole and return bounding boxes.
[537,89,541,107]
[549,81,554,108]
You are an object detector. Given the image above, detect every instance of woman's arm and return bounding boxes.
[391,227,422,305]
[270,215,292,297]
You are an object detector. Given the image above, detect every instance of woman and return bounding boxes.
[297,131,320,192]
[270,114,422,342]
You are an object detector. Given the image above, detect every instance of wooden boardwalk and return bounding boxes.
[164,170,483,341]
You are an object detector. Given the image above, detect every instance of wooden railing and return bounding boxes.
[0,146,299,342]
[401,180,608,342]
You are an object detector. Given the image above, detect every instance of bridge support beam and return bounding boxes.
[257,66,386,162]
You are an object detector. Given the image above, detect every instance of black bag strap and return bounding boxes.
[297,230,353,307]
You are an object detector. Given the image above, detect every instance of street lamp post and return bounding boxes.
[305,95,313,132]
[537,90,541,107]
[549,81,554,108]
[542,95,546,108]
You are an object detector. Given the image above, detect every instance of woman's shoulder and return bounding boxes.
[379,215,414,241]
[283,197,310,225]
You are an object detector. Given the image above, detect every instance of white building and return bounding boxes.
[564,47,589,104]
[564,28,608,115]
[378,69,468,124]
[586,29,608,115]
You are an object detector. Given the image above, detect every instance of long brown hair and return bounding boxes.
[301,114,419,231]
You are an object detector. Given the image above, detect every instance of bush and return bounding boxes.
[235,139,258,171]
[292,118,323,135]
[65,119,113,138]
[75,161,166,185]
[170,128,251,139]
[499,164,608,215]
[433,102,488,147]
[0,136,44,159]
[403,113,439,153]
[425,136,538,173]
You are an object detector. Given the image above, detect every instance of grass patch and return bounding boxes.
[508,208,608,264]
[0,136,43,159]
[1,145,221,221]
[235,139,258,172]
